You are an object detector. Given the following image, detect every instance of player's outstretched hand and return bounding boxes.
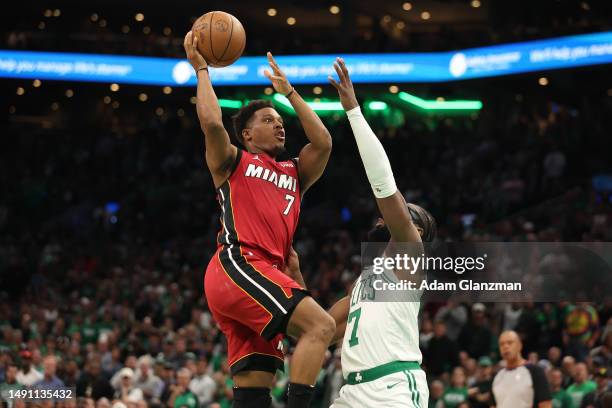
[183,31,208,72]
[264,52,293,96]
[328,57,359,111]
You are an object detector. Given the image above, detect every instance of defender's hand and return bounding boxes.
[264,52,293,95]
[183,31,208,72]
[328,57,359,111]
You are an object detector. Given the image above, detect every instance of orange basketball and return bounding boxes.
[192,11,246,68]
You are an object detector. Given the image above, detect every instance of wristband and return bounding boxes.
[197,66,208,74]
[285,88,295,98]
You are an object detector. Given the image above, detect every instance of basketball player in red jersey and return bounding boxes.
[184,32,335,408]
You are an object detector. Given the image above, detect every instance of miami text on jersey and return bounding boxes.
[245,163,298,193]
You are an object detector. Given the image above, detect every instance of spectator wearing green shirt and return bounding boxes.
[549,368,572,408]
[579,367,611,408]
[566,363,597,408]
[0,363,24,408]
[439,367,469,408]
[168,368,198,408]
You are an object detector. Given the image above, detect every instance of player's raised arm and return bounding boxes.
[184,31,237,188]
[329,58,421,244]
[264,52,332,193]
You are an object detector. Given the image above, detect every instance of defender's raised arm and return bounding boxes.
[329,57,422,244]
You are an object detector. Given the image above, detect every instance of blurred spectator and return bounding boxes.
[515,302,542,355]
[189,356,216,408]
[321,349,343,407]
[76,360,114,400]
[429,380,445,408]
[563,303,600,362]
[426,321,460,377]
[562,357,577,388]
[467,357,494,408]
[589,325,612,370]
[580,367,612,408]
[566,363,596,408]
[501,304,523,331]
[435,302,468,342]
[97,397,111,408]
[439,367,469,408]
[458,304,495,359]
[492,331,551,408]
[420,318,434,352]
[113,368,144,403]
[33,355,65,390]
[549,368,572,408]
[134,358,164,404]
[0,363,23,408]
[16,350,42,386]
[167,368,197,408]
[547,347,563,369]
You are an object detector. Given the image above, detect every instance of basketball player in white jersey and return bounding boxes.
[326,58,437,407]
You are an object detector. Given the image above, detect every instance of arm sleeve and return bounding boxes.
[528,365,552,404]
[345,107,397,198]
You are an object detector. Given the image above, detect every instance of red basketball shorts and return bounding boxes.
[204,245,307,375]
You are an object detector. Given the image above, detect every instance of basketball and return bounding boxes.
[192,11,246,68]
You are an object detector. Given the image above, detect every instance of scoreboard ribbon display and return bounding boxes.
[1,32,611,85]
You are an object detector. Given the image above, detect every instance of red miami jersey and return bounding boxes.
[216,149,301,267]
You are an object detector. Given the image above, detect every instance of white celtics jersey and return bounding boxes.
[340,266,423,377]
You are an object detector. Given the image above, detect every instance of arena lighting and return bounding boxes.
[398,92,483,110]
[273,93,343,112]
[273,93,389,113]
[367,101,389,110]
[217,99,243,109]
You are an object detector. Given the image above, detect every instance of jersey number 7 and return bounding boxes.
[283,194,295,215]
[348,307,362,347]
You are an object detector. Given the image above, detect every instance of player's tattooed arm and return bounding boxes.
[184,31,237,188]
[265,52,332,194]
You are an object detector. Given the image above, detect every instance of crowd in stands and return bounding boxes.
[1,31,612,407]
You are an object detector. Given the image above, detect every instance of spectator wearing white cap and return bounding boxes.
[113,368,143,404]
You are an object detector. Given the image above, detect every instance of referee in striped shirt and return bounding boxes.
[492,330,552,408]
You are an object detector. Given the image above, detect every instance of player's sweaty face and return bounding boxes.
[249,108,286,156]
